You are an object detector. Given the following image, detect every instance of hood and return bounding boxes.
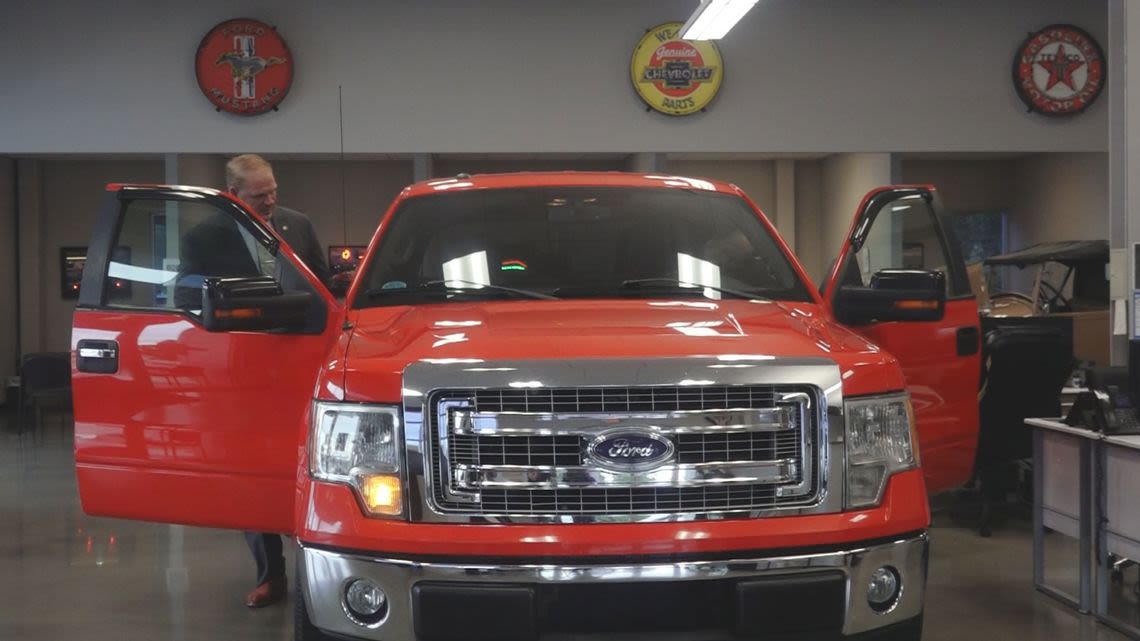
[333,299,897,401]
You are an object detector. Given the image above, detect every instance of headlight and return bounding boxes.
[844,393,918,509]
[310,402,404,518]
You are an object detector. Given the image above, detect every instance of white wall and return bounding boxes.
[0,0,1107,154]
[900,159,1019,213]
[1011,153,1109,250]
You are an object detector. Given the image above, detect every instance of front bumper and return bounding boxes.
[298,532,927,641]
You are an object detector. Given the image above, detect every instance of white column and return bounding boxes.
[413,154,434,182]
[775,159,796,251]
[628,153,666,174]
[1115,0,1132,364]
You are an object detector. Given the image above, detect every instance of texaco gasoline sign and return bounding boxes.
[195,18,294,115]
[631,22,723,116]
[1013,24,1104,116]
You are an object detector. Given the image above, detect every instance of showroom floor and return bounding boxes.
[0,407,1134,641]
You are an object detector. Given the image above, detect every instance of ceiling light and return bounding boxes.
[679,0,759,40]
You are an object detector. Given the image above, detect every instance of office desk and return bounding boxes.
[1025,417,1098,613]
[1097,434,1140,638]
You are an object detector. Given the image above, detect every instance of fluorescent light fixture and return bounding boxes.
[679,0,759,40]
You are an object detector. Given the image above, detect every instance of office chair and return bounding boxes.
[974,324,1073,537]
[18,352,73,443]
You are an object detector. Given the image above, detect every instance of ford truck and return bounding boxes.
[72,172,980,640]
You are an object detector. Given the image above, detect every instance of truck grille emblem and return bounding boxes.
[586,428,675,471]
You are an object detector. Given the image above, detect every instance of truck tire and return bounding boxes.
[294,583,332,641]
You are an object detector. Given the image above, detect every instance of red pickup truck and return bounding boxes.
[72,172,979,641]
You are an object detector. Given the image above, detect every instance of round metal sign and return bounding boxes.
[1013,24,1104,117]
[195,18,293,116]
[631,22,723,116]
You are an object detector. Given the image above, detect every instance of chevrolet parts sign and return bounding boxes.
[631,22,723,116]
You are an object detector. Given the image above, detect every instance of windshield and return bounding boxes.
[354,186,811,308]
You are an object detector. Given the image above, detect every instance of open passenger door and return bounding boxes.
[823,186,981,493]
[72,185,339,532]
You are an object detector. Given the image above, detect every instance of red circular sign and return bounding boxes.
[1013,24,1104,117]
[195,18,293,116]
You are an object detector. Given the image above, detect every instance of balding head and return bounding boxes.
[225,154,278,219]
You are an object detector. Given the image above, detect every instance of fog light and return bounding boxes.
[867,566,901,613]
[345,579,388,623]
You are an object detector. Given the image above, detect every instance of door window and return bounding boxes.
[103,199,308,311]
[848,194,957,293]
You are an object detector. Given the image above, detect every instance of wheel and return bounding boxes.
[295,582,334,641]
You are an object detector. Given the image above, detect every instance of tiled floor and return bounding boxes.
[0,407,1132,641]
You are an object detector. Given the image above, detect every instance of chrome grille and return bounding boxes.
[480,485,784,515]
[426,385,820,517]
[471,386,781,413]
[453,434,582,467]
[674,431,800,464]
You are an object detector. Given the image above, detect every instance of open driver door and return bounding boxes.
[822,186,981,493]
[72,185,339,532]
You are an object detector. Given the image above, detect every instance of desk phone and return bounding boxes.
[1067,385,1140,434]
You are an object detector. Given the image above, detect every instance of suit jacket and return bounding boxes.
[174,206,330,308]
[174,212,260,307]
[271,206,330,285]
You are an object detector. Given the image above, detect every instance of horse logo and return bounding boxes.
[196,19,294,115]
[215,52,287,86]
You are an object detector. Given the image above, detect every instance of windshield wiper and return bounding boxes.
[619,278,767,301]
[366,279,557,301]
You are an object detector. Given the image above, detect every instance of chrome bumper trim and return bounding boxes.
[298,532,927,641]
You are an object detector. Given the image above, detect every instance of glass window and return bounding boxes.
[105,199,307,311]
[849,195,952,291]
[354,187,811,307]
[946,210,1007,293]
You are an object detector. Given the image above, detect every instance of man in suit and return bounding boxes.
[225,153,329,608]
[226,154,330,285]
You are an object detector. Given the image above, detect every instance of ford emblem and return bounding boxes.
[587,428,675,471]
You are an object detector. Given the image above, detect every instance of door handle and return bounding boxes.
[77,339,119,373]
[956,327,979,357]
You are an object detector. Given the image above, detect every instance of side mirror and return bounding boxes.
[201,276,313,332]
[834,269,946,325]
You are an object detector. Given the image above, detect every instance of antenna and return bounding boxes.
[339,85,347,244]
